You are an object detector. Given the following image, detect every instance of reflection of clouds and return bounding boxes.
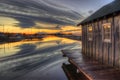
[0,36,81,80]
[39,59,66,72]
[0,36,80,60]
[0,0,84,28]
[0,41,39,59]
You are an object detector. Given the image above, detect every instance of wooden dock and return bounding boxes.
[62,49,120,80]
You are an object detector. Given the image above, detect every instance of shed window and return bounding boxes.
[102,23,111,42]
[88,26,93,41]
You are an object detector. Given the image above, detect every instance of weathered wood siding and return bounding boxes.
[81,13,120,68]
[114,14,120,68]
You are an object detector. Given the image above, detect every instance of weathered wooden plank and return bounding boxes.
[98,20,103,63]
[107,17,113,66]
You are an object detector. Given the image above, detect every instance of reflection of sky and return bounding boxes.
[0,0,114,34]
[0,41,39,58]
[0,36,81,59]
[0,36,81,80]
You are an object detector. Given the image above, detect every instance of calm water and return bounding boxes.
[0,36,82,80]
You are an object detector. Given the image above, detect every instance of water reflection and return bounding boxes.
[0,36,81,59]
[0,41,40,58]
[0,36,81,80]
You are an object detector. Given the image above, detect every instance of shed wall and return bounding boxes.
[82,14,120,68]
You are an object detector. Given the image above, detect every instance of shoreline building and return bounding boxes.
[77,0,120,68]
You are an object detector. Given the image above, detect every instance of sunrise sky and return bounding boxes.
[0,0,114,34]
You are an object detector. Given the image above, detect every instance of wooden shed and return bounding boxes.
[77,0,120,68]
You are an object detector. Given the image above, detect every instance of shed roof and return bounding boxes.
[78,0,120,25]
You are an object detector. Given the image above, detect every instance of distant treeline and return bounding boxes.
[56,34,81,41]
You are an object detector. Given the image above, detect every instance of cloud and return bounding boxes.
[14,17,35,28]
[0,0,84,28]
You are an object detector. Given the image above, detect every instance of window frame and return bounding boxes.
[102,23,111,43]
[87,26,93,41]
